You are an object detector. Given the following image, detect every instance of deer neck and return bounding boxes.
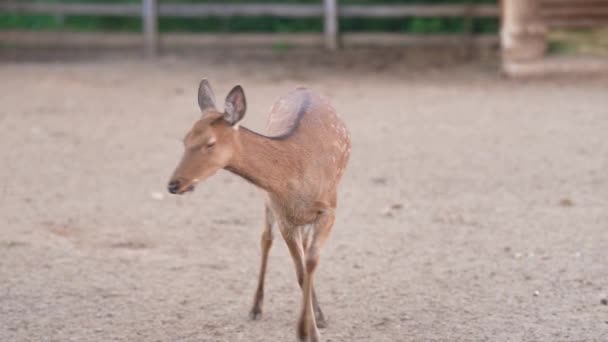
[225,127,296,194]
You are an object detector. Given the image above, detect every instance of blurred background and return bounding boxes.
[1,0,499,34]
[1,0,607,69]
[1,1,607,341]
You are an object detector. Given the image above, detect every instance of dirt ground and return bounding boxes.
[1,48,607,342]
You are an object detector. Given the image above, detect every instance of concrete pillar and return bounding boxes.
[501,0,547,64]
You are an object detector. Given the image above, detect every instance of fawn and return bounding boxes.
[168,79,350,342]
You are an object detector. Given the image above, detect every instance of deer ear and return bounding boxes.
[198,79,216,113]
[223,85,246,126]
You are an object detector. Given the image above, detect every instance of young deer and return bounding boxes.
[168,79,350,342]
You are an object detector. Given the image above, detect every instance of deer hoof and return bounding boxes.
[315,311,327,329]
[249,306,263,320]
[297,321,320,342]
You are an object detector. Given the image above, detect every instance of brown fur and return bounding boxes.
[168,80,350,342]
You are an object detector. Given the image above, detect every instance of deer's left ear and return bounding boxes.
[223,85,246,126]
[198,79,217,113]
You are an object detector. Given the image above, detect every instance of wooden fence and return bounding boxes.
[501,0,608,77]
[0,1,500,55]
[540,0,608,29]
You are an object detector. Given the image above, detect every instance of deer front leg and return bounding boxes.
[249,205,274,320]
[299,212,335,342]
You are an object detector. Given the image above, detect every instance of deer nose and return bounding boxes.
[168,180,181,194]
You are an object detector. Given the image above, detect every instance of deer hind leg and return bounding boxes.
[278,223,313,341]
[249,205,275,320]
[298,212,335,342]
[302,226,327,329]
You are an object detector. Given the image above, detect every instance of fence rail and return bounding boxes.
[0,1,500,55]
[0,3,142,16]
[540,0,608,28]
[0,2,500,18]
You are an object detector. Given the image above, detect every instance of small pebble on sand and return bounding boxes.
[371,177,388,185]
[150,192,164,201]
[559,198,574,207]
[381,208,394,217]
[601,298,608,306]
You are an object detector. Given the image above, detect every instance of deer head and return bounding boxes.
[168,79,246,195]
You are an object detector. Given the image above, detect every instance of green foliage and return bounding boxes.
[0,14,62,30]
[548,29,608,56]
[157,17,323,33]
[0,1,499,34]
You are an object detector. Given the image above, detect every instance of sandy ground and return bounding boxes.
[1,49,607,342]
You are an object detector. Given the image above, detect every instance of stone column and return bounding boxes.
[501,0,547,68]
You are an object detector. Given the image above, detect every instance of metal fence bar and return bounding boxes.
[0,3,499,18]
[0,31,501,48]
[340,4,499,17]
[158,4,500,18]
[324,0,338,50]
[0,2,141,16]
[142,0,158,57]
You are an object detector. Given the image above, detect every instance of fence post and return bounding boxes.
[142,0,159,57]
[463,1,474,60]
[324,0,339,50]
[501,0,546,67]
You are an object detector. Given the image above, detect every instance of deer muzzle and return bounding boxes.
[167,178,196,195]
